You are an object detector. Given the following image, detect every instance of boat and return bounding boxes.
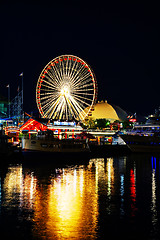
[0,130,21,157]
[119,123,160,153]
[21,131,90,153]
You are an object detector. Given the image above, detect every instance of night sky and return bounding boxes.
[0,1,159,117]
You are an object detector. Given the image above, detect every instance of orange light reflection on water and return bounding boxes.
[3,165,37,210]
[33,166,99,239]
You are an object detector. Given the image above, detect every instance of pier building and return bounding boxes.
[87,100,128,122]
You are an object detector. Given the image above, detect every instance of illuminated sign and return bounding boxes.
[54,121,76,126]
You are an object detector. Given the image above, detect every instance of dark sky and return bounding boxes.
[0,1,160,116]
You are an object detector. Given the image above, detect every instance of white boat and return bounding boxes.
[21,131,90,153]
[120,123,160,153]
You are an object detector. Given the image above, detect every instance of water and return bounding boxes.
[0,153,160,239]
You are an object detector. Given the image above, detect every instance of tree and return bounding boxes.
[95,118,110,129]
[83,118,96,129]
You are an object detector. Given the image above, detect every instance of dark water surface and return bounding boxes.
[0,153,160,239]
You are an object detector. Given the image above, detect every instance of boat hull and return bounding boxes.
[120,134,160,153]
[22,138,90,153]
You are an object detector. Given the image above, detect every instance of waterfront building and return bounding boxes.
[0,94,8,119]
[86,100,128,122]
[20,118,83,139]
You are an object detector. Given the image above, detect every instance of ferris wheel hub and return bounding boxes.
[61,86,70,97]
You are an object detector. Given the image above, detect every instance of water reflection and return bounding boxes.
[2,165,37,211]
[151,157,158,235]
[33,165,98,239]
[1,155,160,239]
[130,164,137,217]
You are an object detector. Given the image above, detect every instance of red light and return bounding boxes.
[129,119,136,122]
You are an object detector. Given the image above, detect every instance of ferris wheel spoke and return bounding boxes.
[62,96,76,120]
[45,70,60,87]
[72,64,89,81]
[44,96,62,118]
[73,83,94,91]
[40,78,56,89]
[73,89,94,94]
[66,98,81,120]
[72,72,91,89]
[69,64,86,86]
[52,97,64,119]
[58,59,65,82]
[39,88,58,93]
[76,87,94,92]
[69,97,87,120]
[67,59,76,80]
[51,63,63,84]
[72,75,91,90]
[72,92,93,103]
[61,59,66,79]
[73,91,94,96]
[59,99,66,119]
[42,94,60,112]
[40,91,56,96]
[69,60,80,84]
[72,76,92,88]
[70,95,86,112]
[72,89,93,97]
[67,99,76,117]
[69,61,80,83]
[72,95,92,109]
[67,58,74,80]
[40,83,57,91]
[41,78,58,90]
[70,59,86,81]
[52,62,63,82]
[65,58,69,78]
[41,100,58,115]
[49,96,68,119]
[40,93,59,102]
[72,84,95,93]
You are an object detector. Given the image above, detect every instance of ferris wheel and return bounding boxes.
[36,55,98,121]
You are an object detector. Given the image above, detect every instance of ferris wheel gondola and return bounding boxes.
[36,55,98,121]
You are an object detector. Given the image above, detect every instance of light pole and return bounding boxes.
[6,84,10,118]
[19,72,24,122]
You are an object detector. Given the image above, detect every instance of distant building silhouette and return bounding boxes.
[0,94,8,118]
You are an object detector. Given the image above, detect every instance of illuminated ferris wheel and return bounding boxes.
[36,55,98,121]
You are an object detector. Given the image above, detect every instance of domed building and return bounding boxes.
[88,100,128,122]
